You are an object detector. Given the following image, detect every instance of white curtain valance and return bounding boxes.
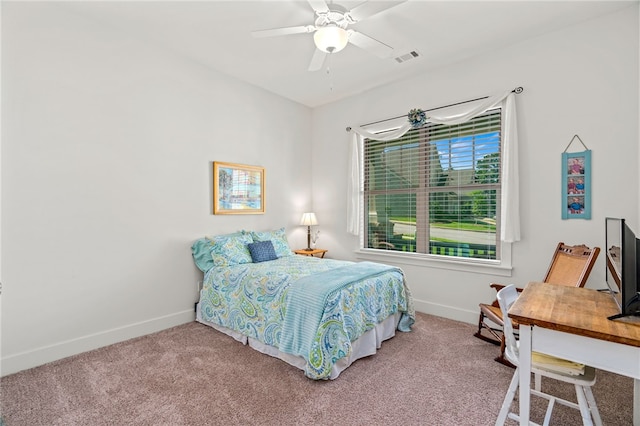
[347,89,520,243]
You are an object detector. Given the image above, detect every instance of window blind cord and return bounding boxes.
[345,86,523,132]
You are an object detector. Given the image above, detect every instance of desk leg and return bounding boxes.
[519,325,532,426]
[635,379,640,426]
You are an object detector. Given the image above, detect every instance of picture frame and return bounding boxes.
[561,150,591,219]
[213,162,265,214]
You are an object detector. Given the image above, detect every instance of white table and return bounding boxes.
[509,282,640,425]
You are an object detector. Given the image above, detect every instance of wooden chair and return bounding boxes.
[474,242,600,367]
[495,285,602,426]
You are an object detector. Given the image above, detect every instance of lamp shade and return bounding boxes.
[300,212,318,226]
[313,26,349,53]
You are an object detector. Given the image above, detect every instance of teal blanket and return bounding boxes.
[279,261,409,359]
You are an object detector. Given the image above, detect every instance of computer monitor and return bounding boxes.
[605,217,640,320]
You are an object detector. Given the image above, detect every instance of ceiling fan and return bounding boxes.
[251,0,407,71]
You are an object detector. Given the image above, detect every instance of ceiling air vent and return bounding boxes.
[394,50,420,64]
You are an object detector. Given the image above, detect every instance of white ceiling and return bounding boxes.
[65,0,635,108]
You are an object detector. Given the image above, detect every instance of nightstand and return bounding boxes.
[294,248,327,258]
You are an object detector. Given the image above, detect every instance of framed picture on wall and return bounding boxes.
[213,162,265,214]
[561,150,591,219]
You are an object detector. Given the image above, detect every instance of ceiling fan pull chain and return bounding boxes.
[326,53,334,91]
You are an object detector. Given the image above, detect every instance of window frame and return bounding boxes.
[355,108,512,275]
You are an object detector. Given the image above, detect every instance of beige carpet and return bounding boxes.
[0,313,633,425]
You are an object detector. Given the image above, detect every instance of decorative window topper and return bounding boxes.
[407,108,427,128]
[561,135,591,220]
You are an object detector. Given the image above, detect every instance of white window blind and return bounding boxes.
[363,108,502,260]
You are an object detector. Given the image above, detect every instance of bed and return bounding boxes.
[191,228,415,380]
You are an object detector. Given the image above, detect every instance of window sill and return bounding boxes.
[354,249,513,277]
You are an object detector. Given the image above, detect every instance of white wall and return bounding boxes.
[1,3,312,375]
[2,3,638,377]
[311,6,639,323]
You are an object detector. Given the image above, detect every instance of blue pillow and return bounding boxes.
[192,238,216,272]
[247,240,278,263]
[191,231,248,272]
[208,233,253,267]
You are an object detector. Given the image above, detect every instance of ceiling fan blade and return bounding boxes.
[251,25,315,38]
[307,0,329,14]
[308,49,327,72]
[347,0,407,22]
[348,30,393,58]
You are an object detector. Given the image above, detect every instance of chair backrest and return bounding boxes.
[543,242,600,287]
[496,284,521,366]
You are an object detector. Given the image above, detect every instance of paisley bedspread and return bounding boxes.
[197,255,414,379]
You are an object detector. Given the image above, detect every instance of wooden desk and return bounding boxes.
[509,282,640,425]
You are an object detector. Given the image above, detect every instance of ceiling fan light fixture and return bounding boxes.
[313,26,349,53]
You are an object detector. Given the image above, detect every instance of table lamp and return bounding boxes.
[300,212,318,251]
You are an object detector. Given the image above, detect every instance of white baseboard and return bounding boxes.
[1,301,477,377]
[1,309,195,377]
[413,298,478,325]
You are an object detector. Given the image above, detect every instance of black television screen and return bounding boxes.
[605,217,640,320]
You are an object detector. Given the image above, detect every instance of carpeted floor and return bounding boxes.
[0,312,633,425]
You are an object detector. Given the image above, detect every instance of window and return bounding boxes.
[362,108,502,261]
